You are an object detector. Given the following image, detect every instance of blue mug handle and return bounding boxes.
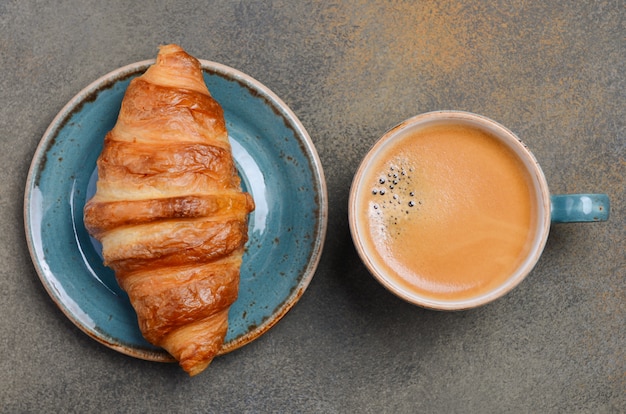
[551,194,610,223]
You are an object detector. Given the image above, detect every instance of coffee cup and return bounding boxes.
[348,111,610,310]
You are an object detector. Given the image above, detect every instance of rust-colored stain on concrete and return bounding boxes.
[316,1,622,148]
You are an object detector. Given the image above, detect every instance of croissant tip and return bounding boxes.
[182,359,212,377]
[158,43,183,53]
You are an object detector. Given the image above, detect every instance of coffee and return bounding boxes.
[354,123,537,302]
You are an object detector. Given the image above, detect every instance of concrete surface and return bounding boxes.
[1,1,624,412]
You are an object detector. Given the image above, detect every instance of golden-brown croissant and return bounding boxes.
[84,44,255,376]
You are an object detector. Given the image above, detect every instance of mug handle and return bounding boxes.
[550,194,610,223]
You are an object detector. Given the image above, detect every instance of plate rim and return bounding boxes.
[23,58,328,362]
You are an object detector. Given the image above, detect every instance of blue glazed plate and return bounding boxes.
[24,59,327,362]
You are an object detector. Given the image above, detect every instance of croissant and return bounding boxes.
[84,44,255,376]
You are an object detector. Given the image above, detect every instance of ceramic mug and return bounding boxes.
[348,111,610,310]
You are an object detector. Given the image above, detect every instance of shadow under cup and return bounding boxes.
[348,111,552,310]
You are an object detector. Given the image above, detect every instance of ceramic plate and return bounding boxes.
[24,59,327,362]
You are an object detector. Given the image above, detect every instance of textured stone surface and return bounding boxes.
[1,1,624,412]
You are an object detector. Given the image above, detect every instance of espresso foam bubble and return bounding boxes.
[368,162,421,238]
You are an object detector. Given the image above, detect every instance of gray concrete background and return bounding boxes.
[1,1,624,412]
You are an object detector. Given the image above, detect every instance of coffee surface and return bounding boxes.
[357,123,536,302]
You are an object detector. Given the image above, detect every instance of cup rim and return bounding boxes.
[348,110,551,310]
